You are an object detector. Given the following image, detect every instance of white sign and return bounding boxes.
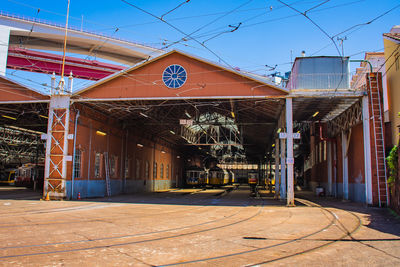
[279,132,301,139]
[67,134,74,140]
[293,133,301,139]
[286,157,294,164]
[279,133,287,139]
[180,119,193,126]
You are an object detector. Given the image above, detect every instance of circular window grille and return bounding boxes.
[162,64,187,89]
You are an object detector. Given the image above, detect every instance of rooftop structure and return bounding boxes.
[287,56,350,90]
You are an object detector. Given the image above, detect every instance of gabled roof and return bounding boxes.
[0,75,50,103]
[73,50,288,97]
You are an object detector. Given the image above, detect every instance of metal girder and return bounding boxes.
[0,126,45,164]
[327,99,362,137]
[44,95,71,199]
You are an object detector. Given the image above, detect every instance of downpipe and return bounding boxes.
[71,110,80,200]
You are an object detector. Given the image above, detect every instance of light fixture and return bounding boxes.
[139,112,149,118]
[96,130,107,136]
[161,150,166,154]
[272,144,275,147]
[137,143,144,148]
[6,125,45,135]
[39,115,48,119]
[169,130,175,135]
[312,111,319,117]
[2,115,17,120]
[231,112,235,118]
[185,110,191,118]
[177,155,180,159]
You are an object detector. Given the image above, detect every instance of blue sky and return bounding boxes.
[3,0,400,91]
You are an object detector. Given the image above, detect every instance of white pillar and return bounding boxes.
[0,26,11,76]
[341,131,349,200]
[286,98,295,206]
[362,96,373,204]
[274,138,280,199]
[327,141,332,195]
[280,138,286,199]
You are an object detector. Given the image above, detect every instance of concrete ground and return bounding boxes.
[0,185,400,266]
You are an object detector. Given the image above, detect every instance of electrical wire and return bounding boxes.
[120,0,234,68]
[161,0,191,20]
[332,3,400,39]
[161,0,254,49]
[278,0,341,57]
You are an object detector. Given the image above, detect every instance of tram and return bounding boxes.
[208,166,230,187]
[14,163,44,190]
[185,166,207,187]
[0,169,15,185]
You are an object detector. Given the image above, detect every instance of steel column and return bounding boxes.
[362,95,373,204]
[0,26,10,76]
[341,131,349,200]
[274,138,280,199]
[327,141,332,196]
[280,138,286,199]
[43,95,71,199]
[286,98,295,206]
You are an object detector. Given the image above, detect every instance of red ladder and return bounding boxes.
[367,73,389,207]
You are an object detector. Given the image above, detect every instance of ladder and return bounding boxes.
[368,73,389,207]
[104,152,111,197]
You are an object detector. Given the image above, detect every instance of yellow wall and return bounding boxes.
[383,38,400,145]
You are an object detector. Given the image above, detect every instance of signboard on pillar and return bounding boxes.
[279,132,300,139]
[286,157,294,164]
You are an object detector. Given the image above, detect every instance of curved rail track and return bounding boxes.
[2,188,390,266]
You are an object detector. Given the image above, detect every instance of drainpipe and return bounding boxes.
[71,110,80,199]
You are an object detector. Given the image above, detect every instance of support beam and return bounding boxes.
[280,138,286,199]
[0,26,10,76]
[274,138,280,199]
[362,95,373,205]
[341,131,349,200]
[43,95,71,199]
[286,97,295,206]
[327,141,332,196]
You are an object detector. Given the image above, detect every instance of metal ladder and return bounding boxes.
[104,152,111,197]
[368,73,389,207]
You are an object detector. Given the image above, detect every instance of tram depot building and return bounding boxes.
[0,49,390,207]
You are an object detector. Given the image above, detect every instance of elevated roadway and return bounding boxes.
[0,11,163,76]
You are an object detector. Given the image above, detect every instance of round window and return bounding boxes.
[162,64,187,89]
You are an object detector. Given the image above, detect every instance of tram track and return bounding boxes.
[0,193,265,260]
[0,187,235,228]
[158,197,362,266]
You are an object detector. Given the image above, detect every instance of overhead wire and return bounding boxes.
[278,0,341,57]
[309,3,400,57]
[161,0,191,20]
[332,3,400,39]
[160,0,254,51]
[120,0,235,68]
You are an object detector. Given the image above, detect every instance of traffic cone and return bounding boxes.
[77,192,81,200]
[44,192,50,201]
